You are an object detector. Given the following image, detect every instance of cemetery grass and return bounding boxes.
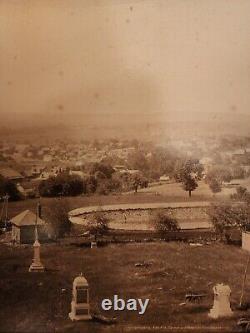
[0,241,248,332]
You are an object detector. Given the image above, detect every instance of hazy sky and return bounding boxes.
[1,0,250,124]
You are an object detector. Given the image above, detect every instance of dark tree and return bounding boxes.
[0,176,21,201]
[130,172,148,193]
[90,163,114,179]
[182,174,198,197]
[127,150,149,173]
[174,159,203,197]
[231,186,250,202]
[45,198,71,239]
[38,173,84,197]
[83,175,97,194]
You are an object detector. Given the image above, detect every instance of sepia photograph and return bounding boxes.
[1,0,250,332]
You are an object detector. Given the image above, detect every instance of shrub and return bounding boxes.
[207,203,250,242]
[151,209,180,239]
[85,209,109,242]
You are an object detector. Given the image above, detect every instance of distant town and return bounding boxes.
[1,134,250,201]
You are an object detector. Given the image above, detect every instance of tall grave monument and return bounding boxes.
[29,202,45,272]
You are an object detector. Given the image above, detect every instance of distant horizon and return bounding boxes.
[1,0,250,133]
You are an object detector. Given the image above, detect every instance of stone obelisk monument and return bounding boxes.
[29,202,45,272]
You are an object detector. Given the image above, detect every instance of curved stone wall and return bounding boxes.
[69,202,211,231]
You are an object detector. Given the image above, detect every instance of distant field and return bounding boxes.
[0,242,248,332]
[6,181,234,219]
[137,180,236,199]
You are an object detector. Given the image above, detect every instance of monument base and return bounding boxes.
[209,306,233,319]
[69,301,92,321]
[29,260,45,272]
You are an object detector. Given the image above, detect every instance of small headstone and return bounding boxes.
[209,283,233,318]
[69,274,91,321]
[91,241,97,248]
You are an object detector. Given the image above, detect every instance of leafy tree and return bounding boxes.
[45,198,71,239]
[181,159,204,179]
[90,163,114,179]
[151,209,180,239]
[39,173,84,197]
[85,210,109,242]
[207,203,250,242]
[0,176,21,201]
[206,166,232,185]
[130,172,148,193]
[174,159,203,197]
[112,172,131,191]
[147,148,178,180]
[182,175,198,197]
[127,150,149,172]
[237,186,248,198]
[83,175,97,194]
[231,186,250,202]
[112,171,148,193]
[96,178,122,195]
[208,178,222,195]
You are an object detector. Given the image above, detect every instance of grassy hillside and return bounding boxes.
[0,242,249,332]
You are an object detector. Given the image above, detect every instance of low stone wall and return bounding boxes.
[70,204,211,231]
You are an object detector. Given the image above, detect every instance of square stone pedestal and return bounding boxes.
[29,260,45,272]
[69,301,91,321]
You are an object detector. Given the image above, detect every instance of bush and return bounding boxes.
[208,178,222,194]
[151,209,180,239]
[85,209,109,241]
[230,186,250,203]
[207,203,250,242]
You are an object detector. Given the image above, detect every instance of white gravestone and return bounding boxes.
[209,283,233,318]
[69,274,91,321]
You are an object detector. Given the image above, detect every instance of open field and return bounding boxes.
[5,181,234,220]
[0,242,249,332]
[137,181,236,199]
